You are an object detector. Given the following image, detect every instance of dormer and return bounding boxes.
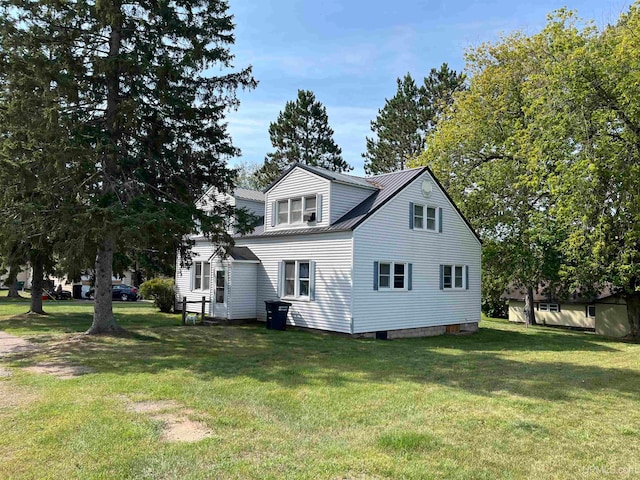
[264,163,378,233]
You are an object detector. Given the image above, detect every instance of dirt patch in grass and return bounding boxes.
[23,362,93,379]
[126,399,181,414]
[0,380,38,410]
[0,367,11,377]
[0,331,37,356]
[124,398,212,442]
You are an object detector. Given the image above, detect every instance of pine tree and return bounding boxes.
[255,90,350,188]
[0,0,256,333]
[363,65,466,175]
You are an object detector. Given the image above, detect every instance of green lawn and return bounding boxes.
[1,301,639,479]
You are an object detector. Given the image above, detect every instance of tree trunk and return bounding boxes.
[624,292,640,341]
[524,286,537,326]
[86,237,124,335]
[6,264,20,298]
[28,254,46,314]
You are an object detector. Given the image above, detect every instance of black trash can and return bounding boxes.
[264,300,291,330]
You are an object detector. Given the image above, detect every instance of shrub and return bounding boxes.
[139,277,175,313]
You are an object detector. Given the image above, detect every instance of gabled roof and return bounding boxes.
[238,166,429,238]
[209,246,260,262]
[263,162,376,192]
[234,188,264,202]
[238,164,482,243]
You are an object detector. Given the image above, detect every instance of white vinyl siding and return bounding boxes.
[330,182,375,223]
[352,171,481,333]
[235,198,265,218]
[227,262,258,320]
[175,245,218,315]
[266,168,330,231]
[237,231,353,333]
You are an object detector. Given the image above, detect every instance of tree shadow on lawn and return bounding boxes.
[7,316,638,403]
[0,308,177,333]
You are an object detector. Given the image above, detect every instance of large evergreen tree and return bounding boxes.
[0,0,255,333]
[254,89,350,188]
[364,65,465,175]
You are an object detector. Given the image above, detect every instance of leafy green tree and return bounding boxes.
[255,90,350,188]
[414,29,571,325]
[539,5,640,339]
[364,65,465,175]
[0,0,256,333]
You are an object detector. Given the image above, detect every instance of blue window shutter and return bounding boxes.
[409,202,414,230]
[439,264,444,290]
[316,194,323,222]
[438,207,443,233]
[309,261,316,300]
[465,265,469,290]
[408,263,413,290]
[271,202,276,227]
[373,261,379,290]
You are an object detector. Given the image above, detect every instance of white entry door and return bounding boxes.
[213,268,227,318]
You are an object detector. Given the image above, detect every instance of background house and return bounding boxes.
[176,164,482,338]
[507,286,629,338]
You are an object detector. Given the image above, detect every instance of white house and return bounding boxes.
[175,164,482,338]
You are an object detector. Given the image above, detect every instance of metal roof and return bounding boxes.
[229,246,260,261]
[263,163,376,192]
[237,167,427,239]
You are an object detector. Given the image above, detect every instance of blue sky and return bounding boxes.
[225,0,630,176]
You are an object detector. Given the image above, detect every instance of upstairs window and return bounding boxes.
[411,203,439,232]
[277,200,289,224]
[274,195,320,226]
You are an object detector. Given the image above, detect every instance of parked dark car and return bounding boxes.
[85,284,139,301]
[45,289,73,300]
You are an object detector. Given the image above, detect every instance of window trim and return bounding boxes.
[275,196,318,226]
[442,264,467,290]
[413,203,438,232]
[281,260,313,300]
[377,261,408,291]
[586,305,596,318]
[214,269,225,304]
[192,260,211,292]
[539,303,560,312]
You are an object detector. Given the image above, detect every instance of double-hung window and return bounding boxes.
[277,200,289,224]
[441,264,467,290]
[276,196,319,225]
[193,261,211,291]
[282,260,313,299]
[376,261,409,291]
[412,203,438,231]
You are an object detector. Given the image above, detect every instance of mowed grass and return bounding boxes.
[1,300,640,479]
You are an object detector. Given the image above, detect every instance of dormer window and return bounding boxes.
[276,196,318,226]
